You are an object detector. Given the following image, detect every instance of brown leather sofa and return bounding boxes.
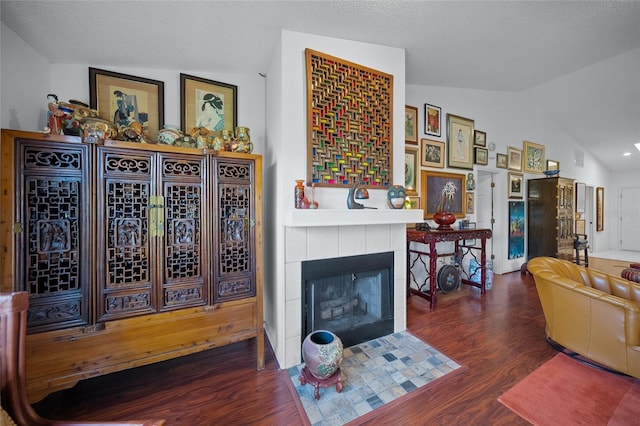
[528,256,640,379]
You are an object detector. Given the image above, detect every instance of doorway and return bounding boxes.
[620,187,640,251]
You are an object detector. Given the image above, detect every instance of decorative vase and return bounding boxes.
[433,211,456,230]
[302,330,344,379]
[387,185,407,209]
[295,179,305,209]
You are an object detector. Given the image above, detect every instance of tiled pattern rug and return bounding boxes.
[287,331,462,425]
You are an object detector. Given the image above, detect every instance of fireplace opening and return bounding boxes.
[302,251,394,348]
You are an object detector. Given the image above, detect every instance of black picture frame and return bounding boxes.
[180,73,238,134]
[89,67,165,141]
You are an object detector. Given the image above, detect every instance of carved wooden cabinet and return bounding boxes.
[0,129,263,402]
[527,176,575,261]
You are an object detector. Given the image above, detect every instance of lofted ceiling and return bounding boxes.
[2,0,640,172]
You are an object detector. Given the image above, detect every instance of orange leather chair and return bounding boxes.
[528,257,640,379]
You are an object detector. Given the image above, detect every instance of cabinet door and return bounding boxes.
[96,147,157,321]
[213,158,256,302]
[159,153,208,310]
[15,138,91,332]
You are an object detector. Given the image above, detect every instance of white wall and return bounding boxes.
[405,85,613,273]
[1,22,51,131]
[264,30,405,367]
[1,23,267,156]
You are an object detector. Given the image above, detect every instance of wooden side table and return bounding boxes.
[407,228,492,309]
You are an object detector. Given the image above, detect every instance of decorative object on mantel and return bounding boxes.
[347,182,377,209]
[305,48,393,189]
[387,185,406,209]
[300,330,344,400]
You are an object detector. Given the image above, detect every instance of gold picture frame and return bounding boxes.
[508,172,524,199]
[446,113,475,170]
[89,67,164,141]
[421,170,467,219]
[466,192,475,214]
[524,140,546,173]
[180,73,237,134]
[405,147,419,195]
[420,138,445,168]
[507,146,522,171]
[406,196,421,210]
[546,159,560,171]
[497,153,508,169]
[405,105,419,144]
[596,186,604,231]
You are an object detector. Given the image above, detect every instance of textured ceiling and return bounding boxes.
[2,0,640,171]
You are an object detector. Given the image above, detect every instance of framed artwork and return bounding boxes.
[508,201,525,259]
[405,147,419,195]
[180,73,237,134]
[575,182,586,214]
[420,138,445,168]
[424,103,441,137]
[306,49,393,188]
[524,140,546,173]
[89,67,164,141]
[496,153,508,169]
[466,192,475,214]
[406,196,421,210]
[596,186,604,231]
[420,170,467,219]
[474,147,488,165]
[474,130,487,147]
[546,159,560,171]
[508,172,524,199]
[464,221,477,246]
[507,146,522,171]
[405,105,419,144]
[446,113,475,170]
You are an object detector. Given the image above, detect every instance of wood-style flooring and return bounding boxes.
[34,271,555,425]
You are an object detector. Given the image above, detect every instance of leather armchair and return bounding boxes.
[528,257,640,379]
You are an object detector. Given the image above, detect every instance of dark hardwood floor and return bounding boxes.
[34,271,555,425]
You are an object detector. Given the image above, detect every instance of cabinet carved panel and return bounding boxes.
[18,140,90,332]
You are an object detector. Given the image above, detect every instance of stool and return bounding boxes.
[299,366,343,400]
[573,234,589,267]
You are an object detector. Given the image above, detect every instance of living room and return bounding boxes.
[2,1,640,424]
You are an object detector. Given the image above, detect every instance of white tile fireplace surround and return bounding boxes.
[282,209,422,368]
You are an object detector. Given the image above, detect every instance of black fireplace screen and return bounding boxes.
[302,251,394,348]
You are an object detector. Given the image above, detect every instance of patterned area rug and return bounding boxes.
[287,331,463,425]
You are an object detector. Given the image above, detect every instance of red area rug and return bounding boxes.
[498,353,640,425]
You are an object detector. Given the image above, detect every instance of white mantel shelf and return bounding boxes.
[283,208,424,227]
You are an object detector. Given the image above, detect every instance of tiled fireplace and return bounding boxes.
[282,209,422,368]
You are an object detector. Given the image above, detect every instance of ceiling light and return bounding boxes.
[635,143,640,152]
[623,152,632,156]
